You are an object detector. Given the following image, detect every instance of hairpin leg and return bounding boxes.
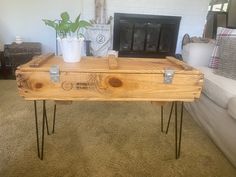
[177,102,184,158]
[161,101,184,159]
[33,100,57,160]
[52,104,57,134]
[174,101,184,159]
[44,101,50,135]
[161,106,164,132]
[165,102,174,134]
[175,101,178,159]
[34,101,40,158]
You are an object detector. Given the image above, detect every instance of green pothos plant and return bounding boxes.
[42,12,91,38]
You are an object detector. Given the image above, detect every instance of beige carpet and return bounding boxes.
[0,80,236,177]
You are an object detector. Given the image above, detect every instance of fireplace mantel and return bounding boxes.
[113,13,181,58]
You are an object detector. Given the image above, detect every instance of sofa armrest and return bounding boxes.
[228,97,236,120]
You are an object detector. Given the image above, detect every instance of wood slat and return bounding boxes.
[16,71,203,101]
[19,56,201,74]
[28,53,55,67]
[166,56,193,71]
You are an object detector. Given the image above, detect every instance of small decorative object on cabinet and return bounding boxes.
[43,11,91,63]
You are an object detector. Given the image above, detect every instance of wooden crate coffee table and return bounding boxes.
[16,53,203,160]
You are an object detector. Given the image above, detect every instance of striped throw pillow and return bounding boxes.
[214,35,236,80]
[209,27,236,68]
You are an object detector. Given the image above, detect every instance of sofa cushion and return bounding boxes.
[209,27,236,69]
[228,97,236,120]
[198,66,236,108]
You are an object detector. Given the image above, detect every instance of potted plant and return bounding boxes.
[43,12,91,63]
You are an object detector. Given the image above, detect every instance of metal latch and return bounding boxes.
[50,65,60,83]
[164,68,175,84]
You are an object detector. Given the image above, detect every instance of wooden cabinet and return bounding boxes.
[0,51,5,78]
[4,42,41,76]
[228,0,236,28]
[204,11,228,39]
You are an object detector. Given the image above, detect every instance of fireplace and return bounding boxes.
[113,13,181,58]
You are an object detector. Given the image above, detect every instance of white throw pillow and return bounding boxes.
[182,42,215,67]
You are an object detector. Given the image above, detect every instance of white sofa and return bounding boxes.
[182,42,236,167]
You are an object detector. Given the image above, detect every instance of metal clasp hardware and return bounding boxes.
[50,65,60,83]
[164,68,175,84]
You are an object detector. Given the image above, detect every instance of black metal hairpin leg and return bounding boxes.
[44,101,50,135]
[34,101,40,158]
[34,100,57,160]
[162,101,184,159]
[175,102,178,159]
[161,106,164,132]
[174,101,184,159]
[165,102,174,134]
[52,104,57,134]
[177,102,184,158]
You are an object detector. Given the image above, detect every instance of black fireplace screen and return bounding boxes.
[113,13,181,58]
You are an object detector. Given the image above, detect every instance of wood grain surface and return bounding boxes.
[18,56,201,74]
[16,55,203,101]
[29,53,54,67]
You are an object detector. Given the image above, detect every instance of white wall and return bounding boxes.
[0,0,210,54]
[82,0,210,53]
[0,0,83,52]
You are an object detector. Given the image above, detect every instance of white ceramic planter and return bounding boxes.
[58,37,84,63]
